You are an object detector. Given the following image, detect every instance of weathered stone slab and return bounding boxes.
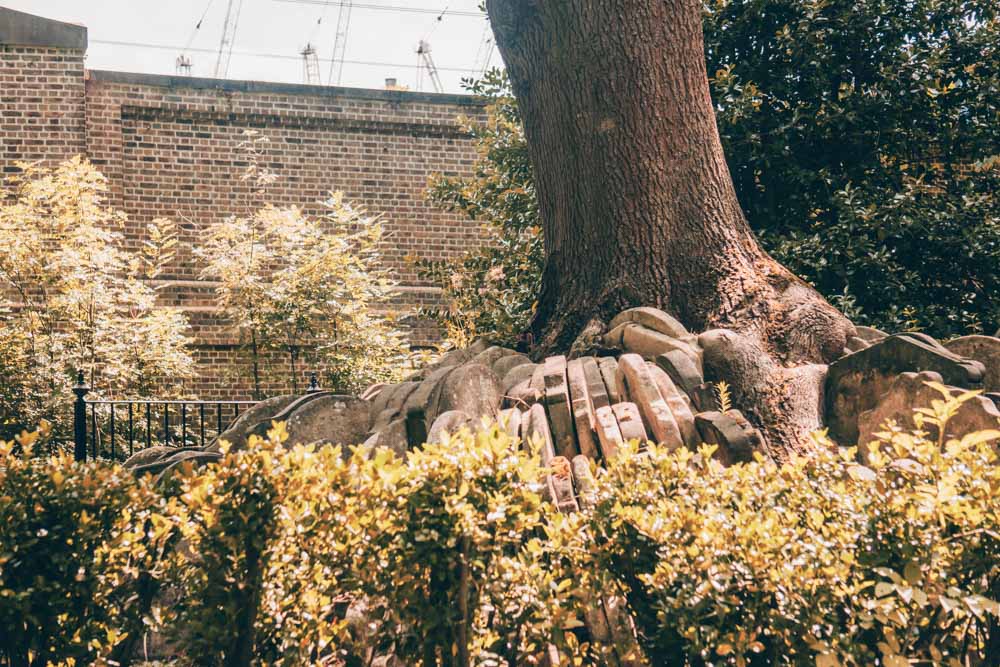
[213,394,298,450]
[582,357,611,411]
[594,406,624,461]
[856,326,888,343]
[542,355,578,459]
[371,418,408,457]
[944,335,1000,392]
[472,345,511,369]
[501,363,538,396]
[286,395,369,447]
[825,334,985,443]
[360,383,385,401]
[609,306,690,340]
[857,371,1000,455]
[126,446,200,474]
[497,407,523,439]
[436,363,501,423]
[694,411,758,465]
[845,337,870,353]
[598,357,624,404]
[152,450,224,485]
[547,455,579,513]
[402,367,456,422]
[427,410,472,444]
[524,402,557,463]
[617,354,684,450]
[647,362,698,447]
[622,323,700,363]
[507,378,541,408]
[567,358,600,459]
[369,381,419,430]
[492,353,532,380]
[690,382,719,413]
[611,402,648,446]
[897,331,949,353]
[654,350,704,398]
[571,454,597,509]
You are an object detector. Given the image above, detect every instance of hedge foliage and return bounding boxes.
[1,389,997,665]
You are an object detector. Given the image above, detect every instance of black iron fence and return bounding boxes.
[71,371,259,462]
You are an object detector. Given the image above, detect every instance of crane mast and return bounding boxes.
[214,0,244,79]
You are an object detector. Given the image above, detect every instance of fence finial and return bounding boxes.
[306,371,320,394]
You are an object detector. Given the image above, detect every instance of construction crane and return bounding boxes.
[175,54,193,76]
[473,22,495,76]
[327,0,353,85]
[416,40,444,93]
[213,0,244,78]
[301,43,321,84]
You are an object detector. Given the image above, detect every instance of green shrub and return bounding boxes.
[2,390,997,665]
[576,387,1000,664]
[0,424,171,666]
[424,1,1000,342]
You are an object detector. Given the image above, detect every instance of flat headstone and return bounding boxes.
[507,378,541,408]
[372,418,408,457]
[594,405,624,461]
[542,355,578,459]
[547,455,579,513]
[436,363,501,423]
[214,394,298,450]
[694,411,757,465]
[501,363,539,397]
[857,371,1000,455]
[609,306,690,340]
[427,410,472,444]
[369,381,419,430]
[598,357,624,403]
[690,382,719,413]
[402,367,456,423]
[855,326,888,343]
[825,334,985,443]
[497,407,523,439]
[493,353,532,380]
[647,362,698,447]
[524,402,557,463]
[621,323,700,362]
[472,345,512,369]
[567,358,600,459]
[571,455,597,509]
[360,383,385,401]
[582,357,611,412]
[286,394,369,447]
[617,353,684,450]
[611,402,648,446]
[944,335,1000,392]
[654,350,703,398]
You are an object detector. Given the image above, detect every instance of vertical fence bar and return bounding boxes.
[128,403,134,456]
[110,404,116,460]
[199,403,206,447]
[181,404,187,446]
[90,404,98,460]
[145,403,152,449]
[163,404,170,446]
[72,371,89,462]
[217,403,223,437]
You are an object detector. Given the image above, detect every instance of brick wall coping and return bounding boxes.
[86,69,487,107]
[0,7,87,50]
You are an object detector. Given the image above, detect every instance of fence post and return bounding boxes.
[306,372,321,394]
[72,370,90,462]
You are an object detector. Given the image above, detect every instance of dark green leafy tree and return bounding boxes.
[426,1,1000,341]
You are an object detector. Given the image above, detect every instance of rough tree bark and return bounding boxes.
[486,0,856,455]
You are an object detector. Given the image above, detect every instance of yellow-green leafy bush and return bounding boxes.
[1,391,997,666]
[578,388,999,665]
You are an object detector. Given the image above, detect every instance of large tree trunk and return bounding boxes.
[487,0,856,455]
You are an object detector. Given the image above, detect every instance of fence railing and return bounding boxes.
[71,371,261,462]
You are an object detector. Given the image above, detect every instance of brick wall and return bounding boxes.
[1,8,486,399]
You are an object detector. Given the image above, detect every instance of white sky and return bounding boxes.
[3,0,494,93]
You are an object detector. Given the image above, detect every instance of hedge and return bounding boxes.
[1,388,997,665]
